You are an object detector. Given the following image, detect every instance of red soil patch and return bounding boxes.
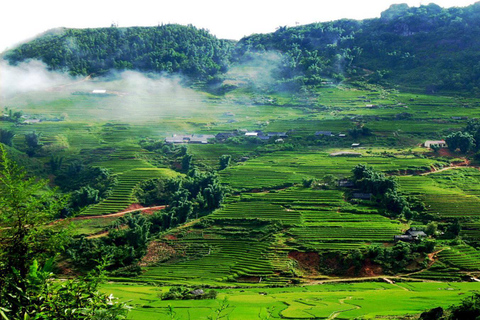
[120,203,145,212]
[164,234,178,240]
[288,251,320,272]
[139,241,177,267]
[358,260,383,277]
[437,148,456,157]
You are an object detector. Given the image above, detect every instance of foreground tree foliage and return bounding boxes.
[0,145,129,319]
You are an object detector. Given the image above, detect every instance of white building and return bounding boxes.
[424,140,447,148]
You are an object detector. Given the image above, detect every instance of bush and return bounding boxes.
[161,287,217,300]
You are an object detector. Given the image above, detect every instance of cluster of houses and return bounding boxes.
[1,114,63,125]
[165,134,216,144]
[165,131,288,144]
[315,131,347,138]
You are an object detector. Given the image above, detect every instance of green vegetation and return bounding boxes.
[0,146,129,319]
[5,25,233,81]
[3,4,480,319]
[102,282,480,320]
[6,3,480,92]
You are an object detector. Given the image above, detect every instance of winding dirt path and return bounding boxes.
[50,204,166,227]
[420,162,474,176]
[71,205,166,221]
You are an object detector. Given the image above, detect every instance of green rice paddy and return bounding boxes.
[102,281,480,320]
[4,77,480,319]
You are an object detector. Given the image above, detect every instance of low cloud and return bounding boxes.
[0,60,75,98]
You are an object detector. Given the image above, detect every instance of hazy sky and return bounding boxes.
[1,0,478,53]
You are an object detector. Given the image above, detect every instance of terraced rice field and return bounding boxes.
[399,169,480,219]
[139,237,279,285]
[438,245,480,271]
[220,152,439,189]
[209,201,302,225]
[138,186,399,284]
[81,168,178,216]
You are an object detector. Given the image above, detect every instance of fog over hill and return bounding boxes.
[3,2,480,92]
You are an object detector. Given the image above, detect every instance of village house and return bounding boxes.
[394,227,427,242]
[352,192,372,200]
[315,131,333,136]
[424,140,447,148]
[351,143,361,148]
[265,132,288,138]
[165,134,215,144]
[215,132,237,141]
[338,179,355,188]
[23,119,41,124]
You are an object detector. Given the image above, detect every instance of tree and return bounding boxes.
[425,221,438,236]
[449,293,480,320]
[0,145,129,319]
[25,131,42,156]
[182,153,193,172]
[0,129,15,147]
[219,154,231,170]
[0,144,65,302]
[445,131,475,153]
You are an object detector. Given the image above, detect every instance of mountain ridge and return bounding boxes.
[4,2,480,92]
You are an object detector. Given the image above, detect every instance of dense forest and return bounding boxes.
[3,25,234,81]
[236,2,480,91]
[4,3,480,92]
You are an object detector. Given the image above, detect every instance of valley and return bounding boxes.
[2,3,480,319]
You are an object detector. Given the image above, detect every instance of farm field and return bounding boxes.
[219,151,443,190]
[3,72,480,319]
[102,281,480,320]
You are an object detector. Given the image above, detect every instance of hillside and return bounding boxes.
[3,24,233,81]
[3,3,480,320]
[4,3,480,92]
[237,2,480,92]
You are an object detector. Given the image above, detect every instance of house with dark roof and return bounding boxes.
[165,134,214,144]
[394,227,427,242]
[265,132,288,138]
[315,131,333,136]
[338,179,355,188]
[406,228,427,238]
[352,192,372,200]
[215,132,237,141]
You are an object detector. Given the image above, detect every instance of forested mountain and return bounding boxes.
[237,2,480,92]
[3,24,234,81]
[4,2,480,91]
